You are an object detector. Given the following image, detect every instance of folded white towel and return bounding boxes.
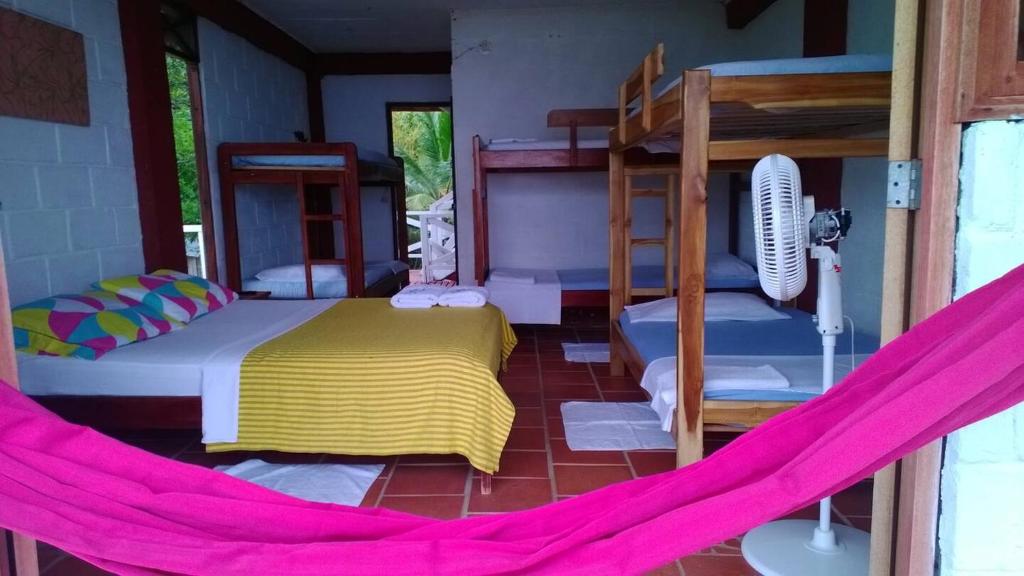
[489,269,536,285]
[439,286,489,308]
[704,364,790,391]
[390,284,447,309]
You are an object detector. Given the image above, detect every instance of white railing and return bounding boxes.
[182,224,207,278]
[407,209,456,282]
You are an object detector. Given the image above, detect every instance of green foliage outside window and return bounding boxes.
[166,54,200,225]
[391,110,452,211]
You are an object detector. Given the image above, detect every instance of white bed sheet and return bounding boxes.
[639,354,874,431]
[17,300,336,443]
[486,268,562,324]
[484,138,608,151]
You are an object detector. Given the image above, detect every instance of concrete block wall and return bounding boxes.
[0,0,143,306]
[939,120,1024,575]
[197,18,308,280]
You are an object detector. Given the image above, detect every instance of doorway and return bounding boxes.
[387,103,456,282]
[166,53,215,280]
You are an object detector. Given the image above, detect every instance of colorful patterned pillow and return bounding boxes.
[12,291,180,360]
[94,270,237,324]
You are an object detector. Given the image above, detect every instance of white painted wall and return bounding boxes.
[0,0,143,306]
[939,120,1024,576]
[322,74,452,262]
[450,0,806,282]
[198,18,309,280]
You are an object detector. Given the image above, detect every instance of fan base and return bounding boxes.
[741,519,870,576]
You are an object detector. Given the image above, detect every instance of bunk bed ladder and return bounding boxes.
[622,171,677,304]
[296,172,348,300]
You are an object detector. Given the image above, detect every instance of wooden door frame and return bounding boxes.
[183,58,218,281]
[883,0,976,574]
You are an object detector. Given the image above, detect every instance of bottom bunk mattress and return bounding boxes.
[19,299,517,473]
[557,254,759,291]
[619,307,879,427]
[242,260,408,299]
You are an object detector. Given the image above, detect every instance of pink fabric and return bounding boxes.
[2,266,1024,575]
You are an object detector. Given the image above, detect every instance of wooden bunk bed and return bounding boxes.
[608,44,890,465]
[218,142,410,300]
[472,109,686,307]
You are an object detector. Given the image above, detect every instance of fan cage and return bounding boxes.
[751,154,807,301]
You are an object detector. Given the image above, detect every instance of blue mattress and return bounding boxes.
[622,307,879,402]
[232,155,347,169]
[557,255,759,291]
[621,307,879,365]
[242,262,400,299]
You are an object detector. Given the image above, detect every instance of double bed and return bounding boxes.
[21,299,517,476]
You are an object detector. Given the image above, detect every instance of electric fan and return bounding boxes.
[740,154,869,575]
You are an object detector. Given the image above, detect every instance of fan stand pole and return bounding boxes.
[741,251,870,575]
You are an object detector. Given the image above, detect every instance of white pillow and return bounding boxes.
[255,264,345,282]
[706,253,758,280]
[704,292,789,321]
[625,293,789,323]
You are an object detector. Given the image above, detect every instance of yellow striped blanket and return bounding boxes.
[207,299,517,473]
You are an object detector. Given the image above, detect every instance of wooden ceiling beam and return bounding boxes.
[725,0,779,29]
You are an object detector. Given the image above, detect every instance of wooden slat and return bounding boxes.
[630,287,667,297]
[473,135,488,285]
[709,138,888,161]
[676,70,711,467]
[703,400,798,427]
[310,258,346,265]
[871,0,921,574]
[477,148,609,171]
[630,238,665,247]
[0,245,40,576]
[664,173,676,298]
[631,188,667,197]
[296,172,314,299]
[341,147,365,297]
[623,174,634,304]
[711,72,891,108]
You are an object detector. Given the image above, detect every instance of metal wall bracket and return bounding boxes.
[887,160,921,209]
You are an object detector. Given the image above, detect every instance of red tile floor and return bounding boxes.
[36,309,873,575]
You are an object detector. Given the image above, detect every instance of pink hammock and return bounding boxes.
[2,266,1024,576]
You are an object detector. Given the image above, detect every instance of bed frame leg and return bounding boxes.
[481,473,493,495]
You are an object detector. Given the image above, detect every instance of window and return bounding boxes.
[959,0,1024,120]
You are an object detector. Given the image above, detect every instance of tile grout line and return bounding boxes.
[536,326,559,505]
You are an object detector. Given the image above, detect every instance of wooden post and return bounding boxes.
[472,135,489,286]
[342,144,366,297]
[218,147,242,292]
[0,245,40,576]
[664,173,676,298]
[623,174,634,305]
[870,0,921,574]
[676,70,711,467]
[392,157,410,263]
[609,148,626,376]
[297,172,314,299]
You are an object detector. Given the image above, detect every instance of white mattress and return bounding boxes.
[484,138,608,151]
[639,353,874,431]
[485,268,562,324]
[17,300,335,442]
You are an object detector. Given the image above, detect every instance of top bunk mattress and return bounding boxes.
[230,150,402,181]
[621,306,879,366]
[483,138,609,151]
[556,254,759,291]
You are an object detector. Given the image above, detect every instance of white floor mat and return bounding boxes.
[561,342,610,363]
[561,402,675,451]
[217,459,384,506]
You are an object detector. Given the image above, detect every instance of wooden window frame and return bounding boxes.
[959,0,1024,120]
